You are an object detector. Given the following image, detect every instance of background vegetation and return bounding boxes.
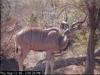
[1,0,100,74]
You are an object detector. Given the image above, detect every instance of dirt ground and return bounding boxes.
[61,65,100,74]
[1,51,100,74]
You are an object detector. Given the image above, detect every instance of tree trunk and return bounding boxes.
[84,29,96,74]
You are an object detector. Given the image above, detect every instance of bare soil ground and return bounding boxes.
[0,51,100,74]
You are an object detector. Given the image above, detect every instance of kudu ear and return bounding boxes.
[60,21,69,30]
[71,23,79,31]
[70,15,87,31]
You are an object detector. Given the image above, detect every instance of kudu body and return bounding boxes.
[14,25,74,74]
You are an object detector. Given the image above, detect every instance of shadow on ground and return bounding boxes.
[0,57,19,71]
[0,55,100,74]
[30,56,100,74]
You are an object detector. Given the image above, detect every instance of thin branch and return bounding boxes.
[56,6,67,19]
[71,14,87,28]
[96,8,100,26]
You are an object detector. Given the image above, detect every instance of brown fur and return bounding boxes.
[14,27,71,74]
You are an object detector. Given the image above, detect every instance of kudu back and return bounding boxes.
[14,22,77,72]
[15,28,62,52]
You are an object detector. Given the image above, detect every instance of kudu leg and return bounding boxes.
[15,48,23,71]
[45,51,54,75]
[49,53,54,74]
[45,51,50,75]
[45,58,50,75]
[17,57,23,71]
[16,48,29,71]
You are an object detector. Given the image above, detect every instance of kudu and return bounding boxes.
[14,23,78,74]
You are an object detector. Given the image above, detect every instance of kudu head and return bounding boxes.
[59,20,79,52]
[57,15,86,54]
[60,20,78,39]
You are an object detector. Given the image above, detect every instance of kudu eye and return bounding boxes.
[64,29,69,34]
